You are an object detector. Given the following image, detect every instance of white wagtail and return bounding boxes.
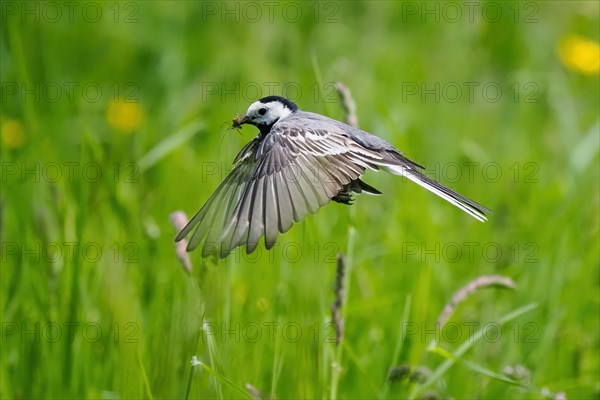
[176,96,490,258]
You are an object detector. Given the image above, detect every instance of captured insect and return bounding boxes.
[231,113,244,129]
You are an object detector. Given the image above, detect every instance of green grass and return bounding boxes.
[1,1,599,399]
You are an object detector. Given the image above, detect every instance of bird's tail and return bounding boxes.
[351,178,382,195]
[383,164,490,222]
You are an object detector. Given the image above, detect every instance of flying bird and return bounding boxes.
[176,96,490,258]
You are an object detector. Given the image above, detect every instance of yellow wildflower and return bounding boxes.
[1,118,26,149]
[558,35,600,75]
[106,100,143,133]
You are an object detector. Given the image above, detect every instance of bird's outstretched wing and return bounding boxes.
[175,121,386,258]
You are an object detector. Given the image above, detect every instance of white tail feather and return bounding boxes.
[384,164,488,222]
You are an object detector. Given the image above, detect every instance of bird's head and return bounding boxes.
[237,96,298,133]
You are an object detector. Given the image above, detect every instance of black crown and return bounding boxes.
[258,96,298,112]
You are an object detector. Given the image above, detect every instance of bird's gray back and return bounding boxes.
[286,111,401,154]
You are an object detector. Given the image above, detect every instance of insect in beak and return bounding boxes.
[232,114,249,129]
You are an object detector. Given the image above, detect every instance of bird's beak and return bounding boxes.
[232,114,250,129]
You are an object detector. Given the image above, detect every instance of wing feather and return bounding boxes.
[273,172,294,232]
[283,160,317,214]
[246,177,265,253]
[264,174,279,249]
[228,181,255,251]
[183,172,241,252]
[284,166,310,222]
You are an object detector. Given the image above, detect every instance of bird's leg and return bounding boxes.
[332,184,354,205]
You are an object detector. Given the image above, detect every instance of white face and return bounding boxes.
[244,101,292,126]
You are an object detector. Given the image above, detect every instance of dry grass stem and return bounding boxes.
[437,275,516,327]
[331,253,346,346]
[336,82,359,128]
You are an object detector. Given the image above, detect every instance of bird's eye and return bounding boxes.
[258,108,267,116]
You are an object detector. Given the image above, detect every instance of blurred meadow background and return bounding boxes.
[1,1,599,399]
